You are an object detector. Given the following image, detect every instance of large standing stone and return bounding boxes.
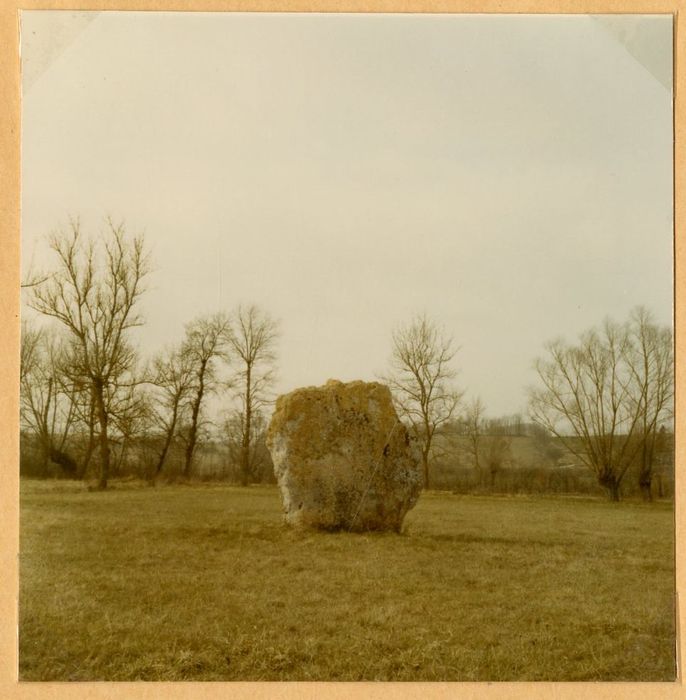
[265,379,422,532]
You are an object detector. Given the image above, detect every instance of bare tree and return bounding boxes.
[60,357,150,481]
[29,218,150,489]
[224,408,272,483]
[181,313,230,478]
[20,258,54,290]
[21,272,53,289]
[20,323,79,475]
[148,345,194,480]
[226,305,278,486]
[529,318,643,501]
[463,396,486,486]
[624,307,673,501]
[384,314,463,489]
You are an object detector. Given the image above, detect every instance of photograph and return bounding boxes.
[17,10,676,682]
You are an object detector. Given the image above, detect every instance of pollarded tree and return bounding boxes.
[181,313,231,478]
[29,219,150,489]
[529,317,644,501]
[384,314,463,490]
[226,305,279,486]
[624,307,673,501]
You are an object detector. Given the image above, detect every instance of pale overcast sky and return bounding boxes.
[20,12,673,417]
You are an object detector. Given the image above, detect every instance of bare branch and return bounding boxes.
[382,314,463,489]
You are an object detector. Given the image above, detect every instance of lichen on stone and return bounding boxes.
[266,379,423,532]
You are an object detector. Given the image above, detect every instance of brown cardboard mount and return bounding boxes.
[0,2,683,699]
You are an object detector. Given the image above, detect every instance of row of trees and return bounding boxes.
[21,220,278,489]
[145,306,277,486]
[385,310,673,502]
[21,220,674,502]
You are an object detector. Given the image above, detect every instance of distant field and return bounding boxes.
[19,480,675,681]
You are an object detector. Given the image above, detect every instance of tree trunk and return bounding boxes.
[94,381,110,490]
[472,441,482,488]
[598,469,621,502]
[155,404,178,481]
[639,441,654,502]
[49,446,77,476]
[79,432,96,479]
[421,416,432,490]
[422,449,430,490]
[115,437,127,475]
[603,478,621,502]
[78,391,97,480]
[39,439,51,476]
[184,360,206,479]
[240,364,252,487]
[639,475,653,502]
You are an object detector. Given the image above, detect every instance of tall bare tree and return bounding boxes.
[529,317,644,501]
[624,307,673,501]
[148,345,194,480]
[226,305,278,486]
[384,314,463,489]
[181,313,230,478]
[29,218,150,489]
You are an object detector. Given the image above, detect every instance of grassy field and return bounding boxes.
[19,480,675,681]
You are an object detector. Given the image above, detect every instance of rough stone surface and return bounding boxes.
[266,379,422,532]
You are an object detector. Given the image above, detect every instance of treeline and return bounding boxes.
[21,220,277,489]
[21,219,674,503]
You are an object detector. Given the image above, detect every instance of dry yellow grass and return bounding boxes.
[19,480,675,681]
